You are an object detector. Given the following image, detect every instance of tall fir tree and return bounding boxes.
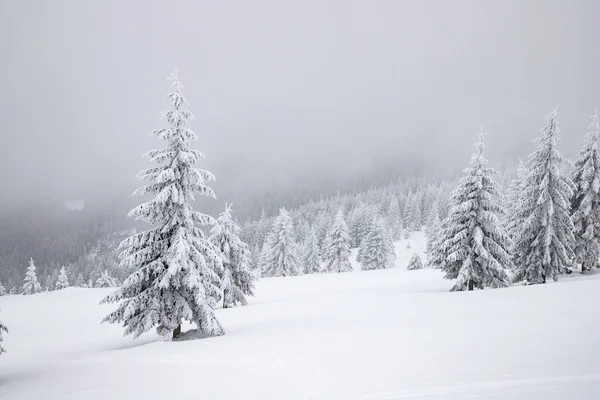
[302,228,322,274]
[101,69,224,339]
[429,129,511,291]
[513,109,575,284]
[359,217,396,271]
[55,266,70,290]
[209,204,255,308]
[0,310,6,355]
[263,208,300,277]
[570,109,600,272]
[324,210,352,273]
[22,258,42,295]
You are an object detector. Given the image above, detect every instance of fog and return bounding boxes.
[1,0,599,211]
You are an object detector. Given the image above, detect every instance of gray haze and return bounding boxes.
[1,0,599,210]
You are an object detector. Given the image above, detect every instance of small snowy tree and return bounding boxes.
[407,253,423,270]
[570,109,600,272]
[429,129,511,291]
[302,228,322,274]
[0,310,7,355]
[0,281,6,296]
[263,208,300,277]
[324,210,352,273]
[513,110,575,284]
[101,69,224,339]
[22,258,42,295]
[55,267,70,290]
[96,270,118,288]
[209,204,255,308]
[360,217,396,270]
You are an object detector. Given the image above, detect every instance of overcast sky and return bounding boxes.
[1,0,599,209]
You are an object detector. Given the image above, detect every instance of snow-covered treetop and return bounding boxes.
[471,126,488,169]
[127,67,216,230]
[529,108,571,170]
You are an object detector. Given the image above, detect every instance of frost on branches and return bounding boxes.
[101,69,224,340]
[209,204,255,308]
[0,281,6,296]
[22,258,42,295]
[407,253,423,270]
[513,110,575,284]
[324,210,352,273]
[0,311,7,355]
[570,109,600,272]
[96,270,117,288]
[359,217,395,271]
[302,228,322,274]
[429,129,511,291]
[262,208,300,277]
[55,267,70,290]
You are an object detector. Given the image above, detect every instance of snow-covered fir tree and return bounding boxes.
[570,109,600,272]
[425,201,441,258]
[101,69,224,339]
[55,267,70,290]
[0,311,6,355]
[513,110,575,284]
[387,194,402,240]
[96,270,117,288]
[324,210,352,273]
[9,287,17,295]
[359,217,396,271]
[407,253,423,270]
[257,241,270,276]
[302,228,322,274]
[75,273,85,287]
[505,159,527,243]
[262,208,300,277]
[250,244,261,275]
[209,204,255,308]
[0,281,6,296]
[22,258,42,295]
[405,194,422,231]
[429,129,511,291]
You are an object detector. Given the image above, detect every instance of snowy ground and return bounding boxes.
[1,232,600,399]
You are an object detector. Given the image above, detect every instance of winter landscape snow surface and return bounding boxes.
[1,233,599,399]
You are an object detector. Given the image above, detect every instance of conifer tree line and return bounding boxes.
[429,109,600,290]
[0,67,597,347]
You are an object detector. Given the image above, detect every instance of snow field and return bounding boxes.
[1,232,599,399]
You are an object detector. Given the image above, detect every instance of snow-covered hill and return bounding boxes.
[1,233,599,399]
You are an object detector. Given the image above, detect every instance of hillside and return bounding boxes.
[1,234,599,399]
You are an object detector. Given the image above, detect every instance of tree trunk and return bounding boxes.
[172,324,181,340]
[468,279,474,291]
[542,274,546,284]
